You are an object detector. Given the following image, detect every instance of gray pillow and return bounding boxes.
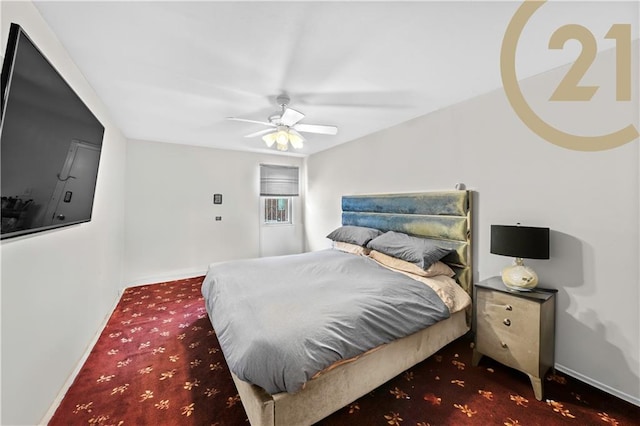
[366,231,453,269]
[326,226,383,247]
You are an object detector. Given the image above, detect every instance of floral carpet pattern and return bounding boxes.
[50,277,639,425]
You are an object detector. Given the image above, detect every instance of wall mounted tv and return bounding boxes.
[1,23,104,240]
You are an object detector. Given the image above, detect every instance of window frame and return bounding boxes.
[262,196,293,225]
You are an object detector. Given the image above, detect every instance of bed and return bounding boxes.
[202,190,473,425]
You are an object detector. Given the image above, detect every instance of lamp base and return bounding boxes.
[501,258,539,291]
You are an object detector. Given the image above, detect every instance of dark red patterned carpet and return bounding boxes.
[50,276,639,425]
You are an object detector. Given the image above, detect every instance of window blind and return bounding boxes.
[260,164,299,196]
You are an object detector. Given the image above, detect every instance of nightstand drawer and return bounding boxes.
[475,288,540,375]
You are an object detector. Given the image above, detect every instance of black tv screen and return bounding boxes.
[1,23,104,240]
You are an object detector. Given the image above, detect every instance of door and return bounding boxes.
[44,140,101,226]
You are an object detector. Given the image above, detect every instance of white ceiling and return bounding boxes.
[33,1,638,156]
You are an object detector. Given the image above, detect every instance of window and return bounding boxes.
[264,197,291,224]
[260,164,298,225]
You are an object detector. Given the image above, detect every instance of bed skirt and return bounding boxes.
[231,309,469,426]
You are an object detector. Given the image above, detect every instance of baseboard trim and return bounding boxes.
[555,363,640,407]
[40,292,123,425]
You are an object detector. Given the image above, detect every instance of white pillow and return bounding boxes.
[369,250,455,278]
[333,241,370,256]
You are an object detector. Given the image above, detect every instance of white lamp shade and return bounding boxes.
[288,130,304,149]
[276,130,289,145]
[262,133,277,147]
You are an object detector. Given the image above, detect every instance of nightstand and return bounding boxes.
[472,276,557,400]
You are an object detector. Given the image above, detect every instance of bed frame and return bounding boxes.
[232,190,473,425]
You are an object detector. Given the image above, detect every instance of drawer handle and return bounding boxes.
[500,341,508,348]
[505,304,513,311]
[503,318,511,326]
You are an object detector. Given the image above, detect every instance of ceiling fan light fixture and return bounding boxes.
[262,132,277,148]
[288,129,304,149]
[229,94,337,152]
[276,128,289,145]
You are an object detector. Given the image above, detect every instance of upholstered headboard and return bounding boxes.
[341,190,473,296]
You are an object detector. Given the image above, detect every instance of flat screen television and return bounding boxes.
[1,23,104,240]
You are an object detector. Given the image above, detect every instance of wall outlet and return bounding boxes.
[215,216,222,221]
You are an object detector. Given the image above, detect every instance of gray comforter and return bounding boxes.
[201,249,450,394]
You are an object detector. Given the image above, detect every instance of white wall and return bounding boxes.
[305,47,639,404]
[124,139,304,285]
[259,196,305,258]
[0,2,127,425]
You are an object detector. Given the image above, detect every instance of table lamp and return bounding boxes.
[491,224,550,291]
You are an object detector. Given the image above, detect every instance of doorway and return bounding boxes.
[44,139,101,226]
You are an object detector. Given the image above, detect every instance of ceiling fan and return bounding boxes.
[227,95,338,151]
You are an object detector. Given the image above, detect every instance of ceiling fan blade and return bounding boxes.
[244,128,275,138]
[280,108,305,126]
[227,117,275,127]
[293,123,338,135]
